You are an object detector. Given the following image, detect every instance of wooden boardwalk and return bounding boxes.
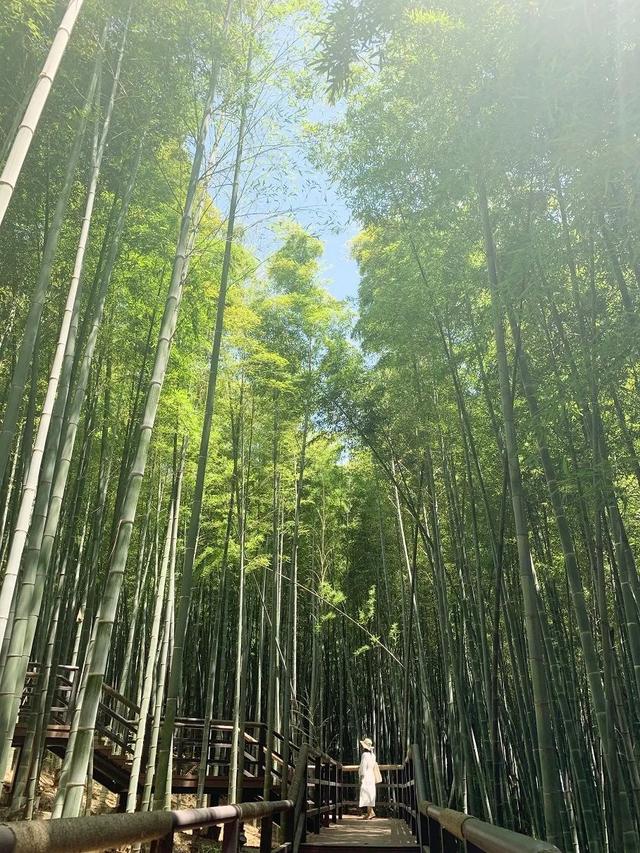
[13,665,297,802]
[301,815,419,853]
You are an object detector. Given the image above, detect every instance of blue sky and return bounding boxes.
[220,18,362,308]
[236,125,361,305]
[236,160,361,304]
[283,171,361,304]
[282,99,361,304]
[322,219,360,303]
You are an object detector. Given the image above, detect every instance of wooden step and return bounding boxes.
[301,816,418,853]
[301,846,419,853]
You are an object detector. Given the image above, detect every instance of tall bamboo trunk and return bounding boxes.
[261,417,281,832]
[139,525,175,816]
[280,410,308,796]
[0,19,126,653]
[196,479,235,806]
[126,440,184,811]
[229,396,249,804]
[506,305,636,848]
[154,22,248,805]
[57,37,221,817]
[0,137,143,784]
[477,179,563,846]
[0,0,87,228]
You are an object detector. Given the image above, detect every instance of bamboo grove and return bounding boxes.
[1,0,640,851]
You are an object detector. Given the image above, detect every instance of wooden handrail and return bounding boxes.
[97,701,137,731]
[389,745,562,853]
[101,682,140,714]
[18,666,335,802]
[5,719,317,851]
[0,799,296,853]
[306,747,340,766]
[173,717,266,729]
[341,764,401,772]
[7,705,346,852]
[421,801,562,852]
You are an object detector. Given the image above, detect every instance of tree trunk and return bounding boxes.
[0,0,87,228]
[58,40,220,815]
[477,178,563,846]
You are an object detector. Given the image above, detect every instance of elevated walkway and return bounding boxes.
[5,674,563,852]
[302,815,419,853]
[11,664,296,804]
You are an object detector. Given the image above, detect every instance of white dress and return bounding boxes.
[358,750,376,807]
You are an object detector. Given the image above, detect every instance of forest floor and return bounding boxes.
[2,754,264,852]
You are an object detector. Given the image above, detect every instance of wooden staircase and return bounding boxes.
[11,664,296,803]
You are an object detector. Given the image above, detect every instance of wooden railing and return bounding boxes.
[340,762,397,809]
[17,665,302,790]
[96,682,139,755]
[390,746,562,853]
[305,748,342,834]
[0,797,298,853]
[2,732,561,852]
[0,743,337,853]
[22,664,79,724]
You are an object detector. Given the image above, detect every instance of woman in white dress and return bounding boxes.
[358,737,377,820]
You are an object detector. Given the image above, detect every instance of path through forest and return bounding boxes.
[1,0,640,851]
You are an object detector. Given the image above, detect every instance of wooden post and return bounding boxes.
[222,820,240,853]
[410,743,429,849]
[418,806,429,853]
[151,831,174,853]
[300,757,308,845]
[391,772,395,813]
[258,724,267,780]
[67,668,79,723]
[260,813,273,853]
[314,755,322,834]
[428,816,443,853]
[442,829,457,853]
[409,756,416,835]
[331,762,338,824]
[176,724,183,783]
[322,759,329,827]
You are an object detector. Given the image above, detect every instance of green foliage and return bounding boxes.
[3,0,640,840]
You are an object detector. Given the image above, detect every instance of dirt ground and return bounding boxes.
[3,753,266,853]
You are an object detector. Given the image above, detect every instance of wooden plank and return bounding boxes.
[102,682,140,714]
[301,845,419,853]
[303,816,418,848]
[342,765,402,772]
[98,701,137,731]
[168,776,267,792]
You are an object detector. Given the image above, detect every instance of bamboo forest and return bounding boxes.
[0,0,639,851]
